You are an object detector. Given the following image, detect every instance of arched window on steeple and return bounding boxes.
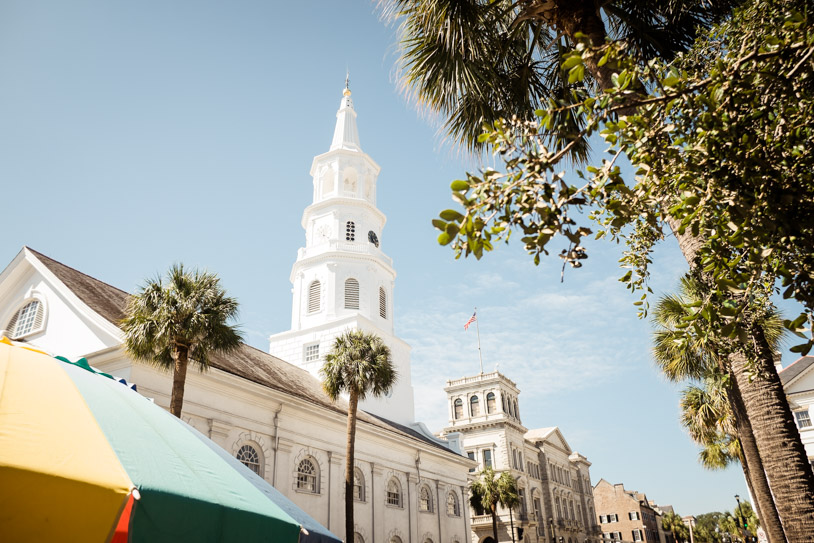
[453,398,463,419]
[379,287,387,319]
[486,392,496,413]
[345,278,360,309]
[308,281,321,313]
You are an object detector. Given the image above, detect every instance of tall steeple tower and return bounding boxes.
[269,83,415,424]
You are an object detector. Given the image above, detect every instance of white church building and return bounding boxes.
[0,86,473,543]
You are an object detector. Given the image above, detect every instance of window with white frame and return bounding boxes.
[7,300,44,339]
[454,398,463,419]
[632,529,643,542]
[629,511,640,520]
[353,467,365,501]
[482,449,492,469]
[467,451,476,472]
[236,444,261,476]
[609,514,618,522]
[419,485,433,512]
[304,343,320,363]
[486,392,496,413]
[296,458,318,493]
[795,410,812,428]
[470,395,480,416]
[386,478,402,507]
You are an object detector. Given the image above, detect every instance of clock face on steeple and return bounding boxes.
[368,230,379,248]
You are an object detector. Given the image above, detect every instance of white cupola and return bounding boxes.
[269,81,415,425]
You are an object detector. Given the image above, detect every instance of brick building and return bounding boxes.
[592,480,662,543]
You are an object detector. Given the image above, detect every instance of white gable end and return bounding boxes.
[0,249,121,359]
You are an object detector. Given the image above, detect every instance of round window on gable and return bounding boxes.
[6,299,45,339]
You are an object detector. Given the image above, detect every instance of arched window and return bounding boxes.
[321,170,334,197]
[345,278,360,309]
[296,458,318,493]
[514,400,519,419]
[569,500,575,520]
[512,449,518,469]
[7,300,44,339]
[346,221,356,241]
[423,539,433,543]
[390,537,403,543]
[354,533,364,543]
[556,496,562,519]
[344,168,358,194]
[518,452,523,470]
[453,398,463,419]
[469,395,480,416]
[236,444,261,476]
[386,478,402,507]
[446,491,460,516]
[419,485,433,512]
[353,467,365,502]
[307,281,321,313]
[486,392,496,413]
[379,287,387,319]
[502,395,507,413]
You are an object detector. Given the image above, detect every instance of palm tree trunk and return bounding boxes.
[730,324,814,541]
[509,506,516,543]
[345,389,359,543]
[492,504,499,542]
[170,346,189,418]
[728,379,787,543]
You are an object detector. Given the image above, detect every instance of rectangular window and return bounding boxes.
[483,449,493,469]
[600,515,608,524]
[304,344,320,362]
[795,410,812,428]
[629,512,640,520]
[467,451,476,472]
[613,532,622,540]
[633,529,643,542]
[609,514,618,523]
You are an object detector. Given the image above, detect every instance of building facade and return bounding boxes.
[592,480,662,543]
[0,85,474,543]
[440,371,602,543]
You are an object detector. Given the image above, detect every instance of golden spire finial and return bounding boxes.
[343,69,351,96]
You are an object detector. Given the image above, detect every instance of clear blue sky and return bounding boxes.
[1,0,801,516]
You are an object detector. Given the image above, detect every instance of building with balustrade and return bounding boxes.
[440,371,602,543]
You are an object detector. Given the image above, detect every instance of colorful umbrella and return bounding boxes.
[0,338,304,542]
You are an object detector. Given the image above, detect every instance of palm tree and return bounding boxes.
[381,0,741,154]
[386,2,814,538]
[470,467,519,542]
[122,264,243,418]
[662,512,690,543]
[653,275,785,543]
[321,330,397,543]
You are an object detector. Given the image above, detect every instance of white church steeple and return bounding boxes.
[269,83,415,424]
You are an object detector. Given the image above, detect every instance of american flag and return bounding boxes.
[464,311,477,331]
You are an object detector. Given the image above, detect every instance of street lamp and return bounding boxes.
[735,494,745,541]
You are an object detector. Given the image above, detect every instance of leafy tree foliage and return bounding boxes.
[122,264,242,418]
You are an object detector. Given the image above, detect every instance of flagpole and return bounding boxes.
[474,307,484,374]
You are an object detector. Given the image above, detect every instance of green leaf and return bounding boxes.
[437,232,452,246]
[432,219,447,231]
[562,55,583,70]
[450,180,470,192]
[439,209,464,222]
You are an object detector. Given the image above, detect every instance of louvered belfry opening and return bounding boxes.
[379,287,386,319]
[345,278,360,309]
[345,221,355,241]
[307,281,321,313]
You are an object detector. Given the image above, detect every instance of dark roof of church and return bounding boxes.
[780,356,814,386]
[26,247,458,457]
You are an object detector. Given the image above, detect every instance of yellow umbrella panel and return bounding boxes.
[0,340,133,542]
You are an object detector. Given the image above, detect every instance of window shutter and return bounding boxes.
[379,287,386,319]
[344,278,360,309]
[308,281,321,313]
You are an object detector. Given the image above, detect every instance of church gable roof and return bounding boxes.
[22,248,458,457]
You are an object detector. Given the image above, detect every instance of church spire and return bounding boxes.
[330,76,361,152]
